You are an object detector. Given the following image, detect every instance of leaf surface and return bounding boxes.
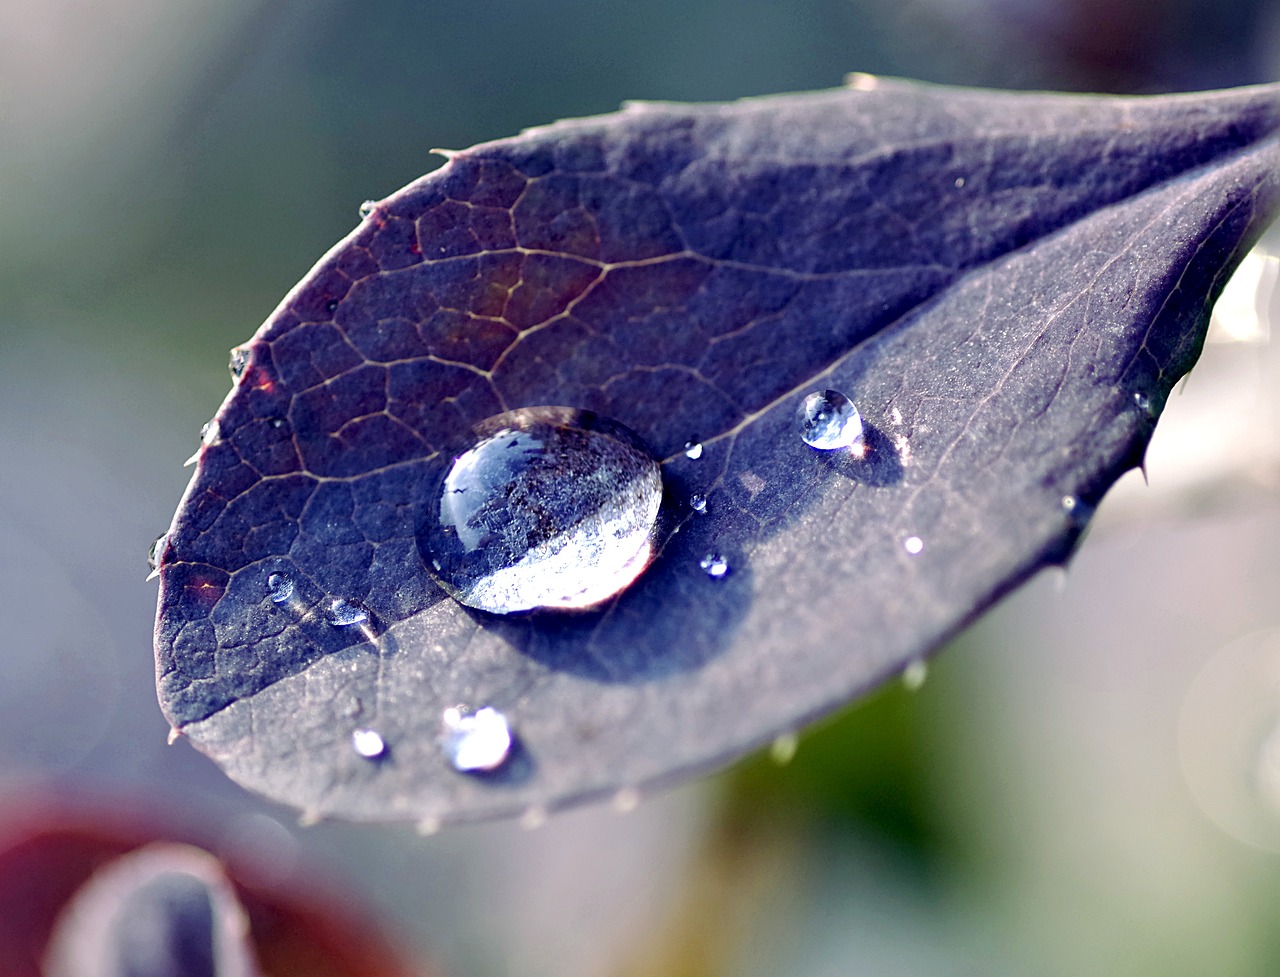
[154,77,1280,824]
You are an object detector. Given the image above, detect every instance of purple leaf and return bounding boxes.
[154,77,1280,825]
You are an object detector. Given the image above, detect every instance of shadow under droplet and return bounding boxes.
[824,423,903,487]
[462,734,535,788]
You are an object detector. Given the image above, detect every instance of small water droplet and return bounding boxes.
[770,732,798,765]
[902,658,928,691]
[690,494,707,514]
[358,199,377,219]
[799,390,864,450]
[700,552,730,578]
[441,706,512,772]
[903,536,924,555]
[612,786,641,813]
[200,421,220,446]
[266,572,294,604]
[954,176,966,188]
[326,597,369,626]
[268,417,287,430]
[351,728,386,759]
[683,439,704,460]
[229,346,250,380]
[519,804,549,830]
[1133,391,1153,413]
[147,533,168,573]
[325,299,339,314]
[420,407,662,613]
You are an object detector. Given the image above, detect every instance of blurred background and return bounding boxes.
[5,0,1280,974]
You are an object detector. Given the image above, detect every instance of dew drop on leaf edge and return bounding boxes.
[441,706,512,772]
[418,407,663,614]
[798,389,864,450]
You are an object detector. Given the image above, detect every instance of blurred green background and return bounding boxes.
[5,0,1280,974]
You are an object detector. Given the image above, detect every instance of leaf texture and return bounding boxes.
[154,77,1280,824]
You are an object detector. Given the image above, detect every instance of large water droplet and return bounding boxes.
[683,440,704,460]
[799,390,864,450]
[326,597,369,626]
[419,407,662,613]
[351,728,386,759]
[441,706,512,772]
[266,572,294,604]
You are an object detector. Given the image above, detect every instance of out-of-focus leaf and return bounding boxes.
[42,844,258,977]
[154,77,1280,825]
[0,799,426,977]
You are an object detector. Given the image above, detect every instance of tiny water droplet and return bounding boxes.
[902,658,928,691]
[351,728,386,759]
[268,417,287,430]
[325,299,339,314]
[326,597,369,626]
[442,706,512,772]
[1133,391,1153,413]
[420,407,662,613]
[358,199,377,219]
[700,552,730,578]
[266,572,294,604]
[147,533,168,573]
[229,346,250,379]
[690,494,707,514]
[683,439,704,460]
[519,804,548,830]
[954,176,966,188]
[200,421,220,446]
[770,732,798,766]
[903,536,924,555]
[799,390,864,450]
[612,786,641,813]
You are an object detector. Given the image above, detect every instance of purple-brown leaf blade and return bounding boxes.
[155,78,1280,824]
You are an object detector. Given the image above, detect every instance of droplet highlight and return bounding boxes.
[799,390,864,450]
[326,597,369,626]
[266,572,294,604]
[200,421,220,446]
[441,706,512,772]
[700,552,730,578]
[903,536,924,555]
[683,440,704,460]
[351,728,386,759]
[420,407,662,614]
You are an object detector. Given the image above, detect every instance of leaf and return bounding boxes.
[0,801,427,977]
[154,77,1280,825]
[42,844,259,977]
